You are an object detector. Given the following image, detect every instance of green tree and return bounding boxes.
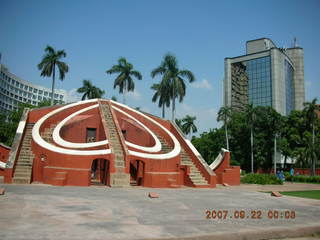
[106,57,142,104]
[151,82,170,118]
[38,45,69,106]
[217,106,232,150]
[303,98,320,175]
[192,128,225,165]
[181,115,197,138]
[151,53,195,121]
[77,80,105,100]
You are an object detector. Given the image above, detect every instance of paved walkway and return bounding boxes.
[0,184,320,240]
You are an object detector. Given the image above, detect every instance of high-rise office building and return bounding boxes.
[224,38,305,115]
[0,64,67,113]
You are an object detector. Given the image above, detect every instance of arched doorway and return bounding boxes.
[130,160,145,186]
[91,158,109,186]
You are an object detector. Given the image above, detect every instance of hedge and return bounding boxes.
[241,173,283,185]
[285,175,320,184]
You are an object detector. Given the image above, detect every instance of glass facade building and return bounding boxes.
[224,38,305,116]
[0,64,67,112]
[246,56,272,107]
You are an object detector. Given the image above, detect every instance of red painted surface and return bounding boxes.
[4,100,239,188]
[214,152,240,186]
[0,144,11,177]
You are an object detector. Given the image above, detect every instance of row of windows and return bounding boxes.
[247,71,271,79]
[0,93,46,107]
[0,72,64,99]
[285,60,294,115]
[245,56,273,108]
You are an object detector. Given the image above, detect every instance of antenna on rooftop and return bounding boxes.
[293,37,297,47]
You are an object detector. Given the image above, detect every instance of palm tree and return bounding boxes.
[151,53,195,121]
[217,106,232,150]
[151,82,170,118]
[303,98,320,176]
[175,118,183,130]
[77,80,105,100]
[38,45,69,106]
[245,104,256,173]
[106,57,142,104]
[182,115,198,138]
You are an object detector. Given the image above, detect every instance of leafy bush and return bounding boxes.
[241,173,283,185]
[286,175,320,184]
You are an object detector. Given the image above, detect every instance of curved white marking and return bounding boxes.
[0,161,6,169]
[52,104,108,148]
[17,121,26,134]
[32,99,111,155]
[110,100,181,159]
[112,106,161,152]
[209,148,229,170]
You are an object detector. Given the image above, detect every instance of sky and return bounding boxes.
[1,0,319,136]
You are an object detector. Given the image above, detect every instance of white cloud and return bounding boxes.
[191,79,213,90]
[64,88,82,103]
[127,90,141,100]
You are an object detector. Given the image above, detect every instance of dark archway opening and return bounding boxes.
[91,158,109,186]
[130,160,145,186]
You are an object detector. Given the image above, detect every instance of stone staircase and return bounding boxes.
[13,123,35,184]
[41,124,57,143]
[154,133,172,154]
[180,149,209,186]
[100,102,129,187]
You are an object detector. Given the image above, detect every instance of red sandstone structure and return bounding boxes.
[1,99,239,187]
[0,143,11,177]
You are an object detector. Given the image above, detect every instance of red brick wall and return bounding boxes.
[0,145,11,176]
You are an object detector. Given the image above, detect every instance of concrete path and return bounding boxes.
[0,184,320,240]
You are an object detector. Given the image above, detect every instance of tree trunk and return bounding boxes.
[171,86,175,121]
[225,124,229,150]
[162,104,165,119]
[123,81,127,104]
[274,135,277,175]
[251,126,254,173]
[51,63,55,106]
[311,123,316,176]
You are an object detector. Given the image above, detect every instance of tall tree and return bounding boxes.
[217,106,232,150]
[151,82,170,118]
[182,115,198,138]
[303,98,320,175]
[38,45,69,106]
[106,57,142,104]
[77,80,105,100]
[151,53,195,121]
[245,104,256,173]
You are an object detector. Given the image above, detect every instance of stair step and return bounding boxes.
[13,177,30,184]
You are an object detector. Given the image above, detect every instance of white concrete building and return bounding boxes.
[0,64,67,112]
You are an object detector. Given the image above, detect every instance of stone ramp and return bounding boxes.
[12,123,34,184]
[100,101,129,187]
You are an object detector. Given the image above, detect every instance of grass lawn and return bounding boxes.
[279,190,320,200]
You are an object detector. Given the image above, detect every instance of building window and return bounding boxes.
[245,56,272,107]
[34,88,38,93]
[39,90,43,95]
[285,60,294,115]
